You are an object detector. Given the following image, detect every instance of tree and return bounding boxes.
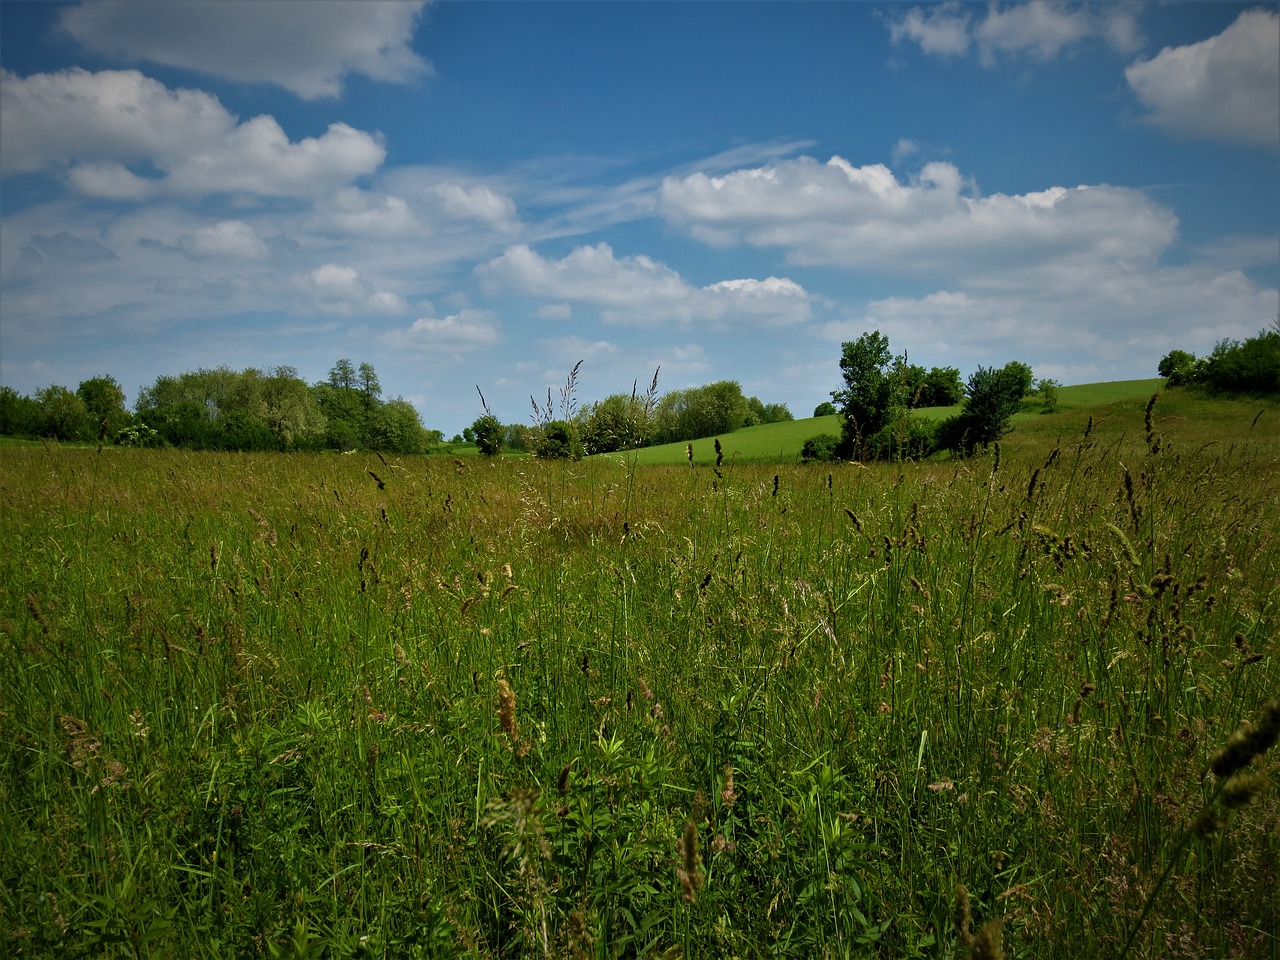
[1201,331,1280,394]
[831,331,904,457]
[36,385,88,440]
[0,386,42,436]
[1035,378,1061,414]
[472,414,504,456]
[813,401,837,418]
[951,364,1028,450]
[920,367,964,407]
[358,362,382,410]
[582,393,647,453]
[76,375,129,438]
[329,359,357,391]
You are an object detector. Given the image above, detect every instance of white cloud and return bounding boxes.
[386,309,502,352]
[481,243,812,328]
[889,2,1142,64]
[818,263,1276,380]
[310,188,421,237]
[660,155,1177,277]
[307,263,366,300]
[431,182,519,230]
[0,69,385,197]
[888,3,973,57]
[1126,9,1280,148]
[181,220,268,259]
[58,0,431,100]
[537,303,573,320]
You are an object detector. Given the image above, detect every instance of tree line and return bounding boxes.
[1158,324,1280,394]
[0,360,441,455]
[463,373,795,459]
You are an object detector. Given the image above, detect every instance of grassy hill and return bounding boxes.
[599,378,1173,466]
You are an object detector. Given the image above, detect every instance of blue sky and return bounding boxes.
[2,1,1277,435]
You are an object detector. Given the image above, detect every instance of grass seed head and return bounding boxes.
[497,678,518,743]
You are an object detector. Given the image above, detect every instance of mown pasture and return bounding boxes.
[1,391,1277,959]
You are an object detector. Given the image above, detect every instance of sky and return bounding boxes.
[1,1,1277,436]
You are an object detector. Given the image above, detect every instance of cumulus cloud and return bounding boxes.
[660,155,1177,277]
[385,309,502,352]
[431,182,519,229]
[888,2,1142,64]
[181,221,268,259]
[1126,9,1280,148]
[0,69,385,197]
[481,243,812,328]
[58,0,431,99]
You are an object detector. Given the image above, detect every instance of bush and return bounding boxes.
[535,420,584,460]
[812,401,837,418]
[800,433,841,462]
[864,416,940,461]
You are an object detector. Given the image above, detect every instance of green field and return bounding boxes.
[2,389,1277,959]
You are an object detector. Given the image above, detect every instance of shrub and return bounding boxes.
[535,420,584,460]
[800,433,841,462]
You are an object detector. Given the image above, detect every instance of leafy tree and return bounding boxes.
[1036,378,1061,414]
[812,401,837,418]
[36,385,89,440]
[760,401,793,424]
[366,397,426,453]
[920,367,964,407]
[472,414,504,456]
[358,362,382,410]
[329,359,357,391]
[949,363,1028,450]
[653,381,749,444]
[1201,331,1279,394]
[831,331,907,457]
[0,386,44,436]
[76,375,129,438]
[1158,349,1199,385]
[261,368,326,446]
[581,393,647,453]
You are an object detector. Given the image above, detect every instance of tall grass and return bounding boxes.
[1,396,1277,958]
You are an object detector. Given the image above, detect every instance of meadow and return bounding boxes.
[2,388,1277,959]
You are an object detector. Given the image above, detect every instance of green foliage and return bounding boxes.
[943,362,1034,452]
[1203,330,1280,394]
[534,420,584,460]
[1160,330,1279,395]
[1035,377,1061,414]
[832,330,897,449]
[800,432,840,462]
[471,413,504,456]
[35,384,88,440]
[0,386,45,437]
[918,366,965,407]
[812,401,837,418]
[1158,348,1199,385]
[76,375,130,438]
[581,393,648,454]
[653,380,750,444]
